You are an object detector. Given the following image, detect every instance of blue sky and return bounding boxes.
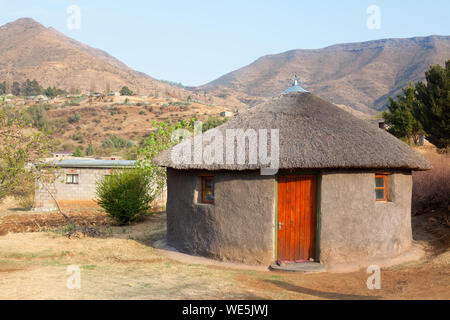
[1,0,449,86]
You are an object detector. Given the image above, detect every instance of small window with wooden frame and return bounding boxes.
[66,174,79,185]
[375,173,390,201]
[201,176,215,204]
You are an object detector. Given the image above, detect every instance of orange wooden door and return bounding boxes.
[277,175,317,262]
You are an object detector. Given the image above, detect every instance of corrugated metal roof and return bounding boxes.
[284,75,309,93]
[43,159,136,168]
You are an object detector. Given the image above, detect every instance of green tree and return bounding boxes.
[102,135,127,149]
[26,104,50,131]
[12,81,21,96]
[85,143,95,156]
[21,79,42,96]
[73,146,84,157]
[120,86,134,96]
[138,118,195,198]
[0,82,6,95]
[382,84,424,144]
[414,60,450,149]
[0,102,53,201]
[201,116,229,132]
[44,86,59,98]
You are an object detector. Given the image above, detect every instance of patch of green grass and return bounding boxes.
[81,265,96,270]
[257,274,285,281]
[0,259,22,268]
[234,269,259,277]
[2,252,30,259]
[52,223,76,236]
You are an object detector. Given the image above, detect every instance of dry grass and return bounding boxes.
[0,211,448,300]
[412,152,450,213]
[0,210,110,235]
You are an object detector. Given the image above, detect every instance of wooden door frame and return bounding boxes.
[274,172,321,262]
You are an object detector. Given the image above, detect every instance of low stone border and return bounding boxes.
[325,243,426,273]
[152,239,426,274]
[152,239,270,272]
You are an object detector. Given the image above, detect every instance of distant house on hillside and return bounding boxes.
[51,151,74,159]
[35,95,48,102]
[219,111,233,118]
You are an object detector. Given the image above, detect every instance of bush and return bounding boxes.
[26,104,50,130]
[73,146,84,157]
[10,174,35,209]
[68,112,81,124]
[71,132,84,143]
[412,152,450,213]
[120,86,133,96]
[102,135,134,149]
[202,116,229,132]
[96,169,153,225]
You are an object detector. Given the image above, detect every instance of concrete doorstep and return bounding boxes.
[270,262,326,273]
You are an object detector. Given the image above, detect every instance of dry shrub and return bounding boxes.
[412,152,450,214]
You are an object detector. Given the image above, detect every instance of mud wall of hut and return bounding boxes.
[166,168,276,265]
[318,171,413,268]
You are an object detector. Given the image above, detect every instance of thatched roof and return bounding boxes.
[153,92,431,171]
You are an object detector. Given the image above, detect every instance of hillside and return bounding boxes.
[6,94,229,158]
[0,18,247,110]
[199,36,450,113]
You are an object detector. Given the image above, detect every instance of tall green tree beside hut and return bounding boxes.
[414,60,450,149]
[383,60,449,149]
[383,84,424,144]
[138,118,195,197]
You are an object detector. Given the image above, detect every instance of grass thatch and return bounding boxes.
[154,92,431,171]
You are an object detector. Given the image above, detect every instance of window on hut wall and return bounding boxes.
[66,174,79,184]
[375,173,391,201]
[201,176,215,204]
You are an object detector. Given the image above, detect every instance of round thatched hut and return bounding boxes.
[154,81,431,270]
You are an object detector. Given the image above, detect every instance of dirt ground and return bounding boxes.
[0,202,448,300]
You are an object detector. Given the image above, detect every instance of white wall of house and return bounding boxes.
[35,168,112,211]
[35,167,167,211]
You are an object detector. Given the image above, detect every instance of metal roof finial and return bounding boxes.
[293,75,299,87]
[284,74,308,93]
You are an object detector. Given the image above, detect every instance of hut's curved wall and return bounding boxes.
[166,168,276,265]
[166,168,414,268]
[319,171,413,266]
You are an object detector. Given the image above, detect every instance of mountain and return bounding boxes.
[0,18,247,109]
[0,18,163,94]
[199,36,450,113]
[2,18,449,114]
